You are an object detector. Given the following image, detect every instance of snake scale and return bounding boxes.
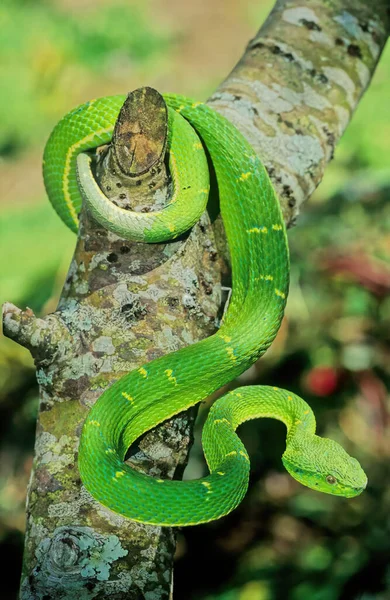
[43,93,367,526]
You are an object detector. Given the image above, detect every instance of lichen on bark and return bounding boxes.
[2,1,389,598]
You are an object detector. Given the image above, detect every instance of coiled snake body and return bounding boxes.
[43,94,367,526]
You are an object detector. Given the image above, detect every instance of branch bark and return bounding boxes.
[2,1,388,599]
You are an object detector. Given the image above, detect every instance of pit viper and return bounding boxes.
[43,93,367,526]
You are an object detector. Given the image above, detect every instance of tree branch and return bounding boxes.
[2,1,388,599]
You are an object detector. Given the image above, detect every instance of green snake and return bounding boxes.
[43,93,367,526]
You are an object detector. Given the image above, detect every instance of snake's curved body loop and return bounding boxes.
[43,94,367,526]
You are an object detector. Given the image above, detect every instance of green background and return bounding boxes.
[0,0,389,598]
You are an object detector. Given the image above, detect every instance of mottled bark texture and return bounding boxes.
[2,1,389,599]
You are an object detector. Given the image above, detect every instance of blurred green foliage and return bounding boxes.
[0,0,171,155]
[0,1,389,599]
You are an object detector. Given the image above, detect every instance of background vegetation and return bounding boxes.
[0,0,389,598]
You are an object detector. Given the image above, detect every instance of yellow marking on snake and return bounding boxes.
[165,369,178,385]
[239,451,249,462]
[214,418,230,425]
[219,333,232,343]
[225,451,237,458]
[88,420,101,427]
[217,472,225,476]
[138,367,148,378]
[193,142,203,150]
[247,226,268,234]
[238,172,252,181]
[275,288,286,299]
[112,470,125,481]
[226,346,236,362]
[272,224,283,231]
[122,392,135,405]
[202,482,212,492]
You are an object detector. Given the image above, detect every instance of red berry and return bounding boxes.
[304,366,338,396]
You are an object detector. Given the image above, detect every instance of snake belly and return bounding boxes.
[43,94,367,526]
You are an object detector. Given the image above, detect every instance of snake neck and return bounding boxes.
[201,386,316,473]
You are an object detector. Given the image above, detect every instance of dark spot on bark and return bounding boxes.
[66,276,73,285]
[300,18,321,31]
[347,44,362,58]
[106,185,111,192]
[268,166,282,186]
[201,280,213,295]
[120,298,146,320]
[136,180,142,186]
[121,303,134,313]
[86,582,96,591]
[233,95,242,101]
[119,193,126,199]
[322,126,335,159]
[167,297,179,308]
[62,537,76,549]
[270,45,294,61]
[335,37,344,46]
[288,197,296,208]
[282,185,295,204]
[63,375,90,398]
[107,252,118,263]
[308,68,328,84]
[252,106,259,116]
[116,182,122,188]
[148,181,156,189]
[120,245,130,254]
[360,21,369,33]
[209,250,218,262]
[317,73,328,84]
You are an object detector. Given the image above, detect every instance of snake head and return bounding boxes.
[282,435,367,498]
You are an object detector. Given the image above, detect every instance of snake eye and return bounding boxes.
[326,475,337,485]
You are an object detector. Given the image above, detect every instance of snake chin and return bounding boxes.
[282,435,367,498]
